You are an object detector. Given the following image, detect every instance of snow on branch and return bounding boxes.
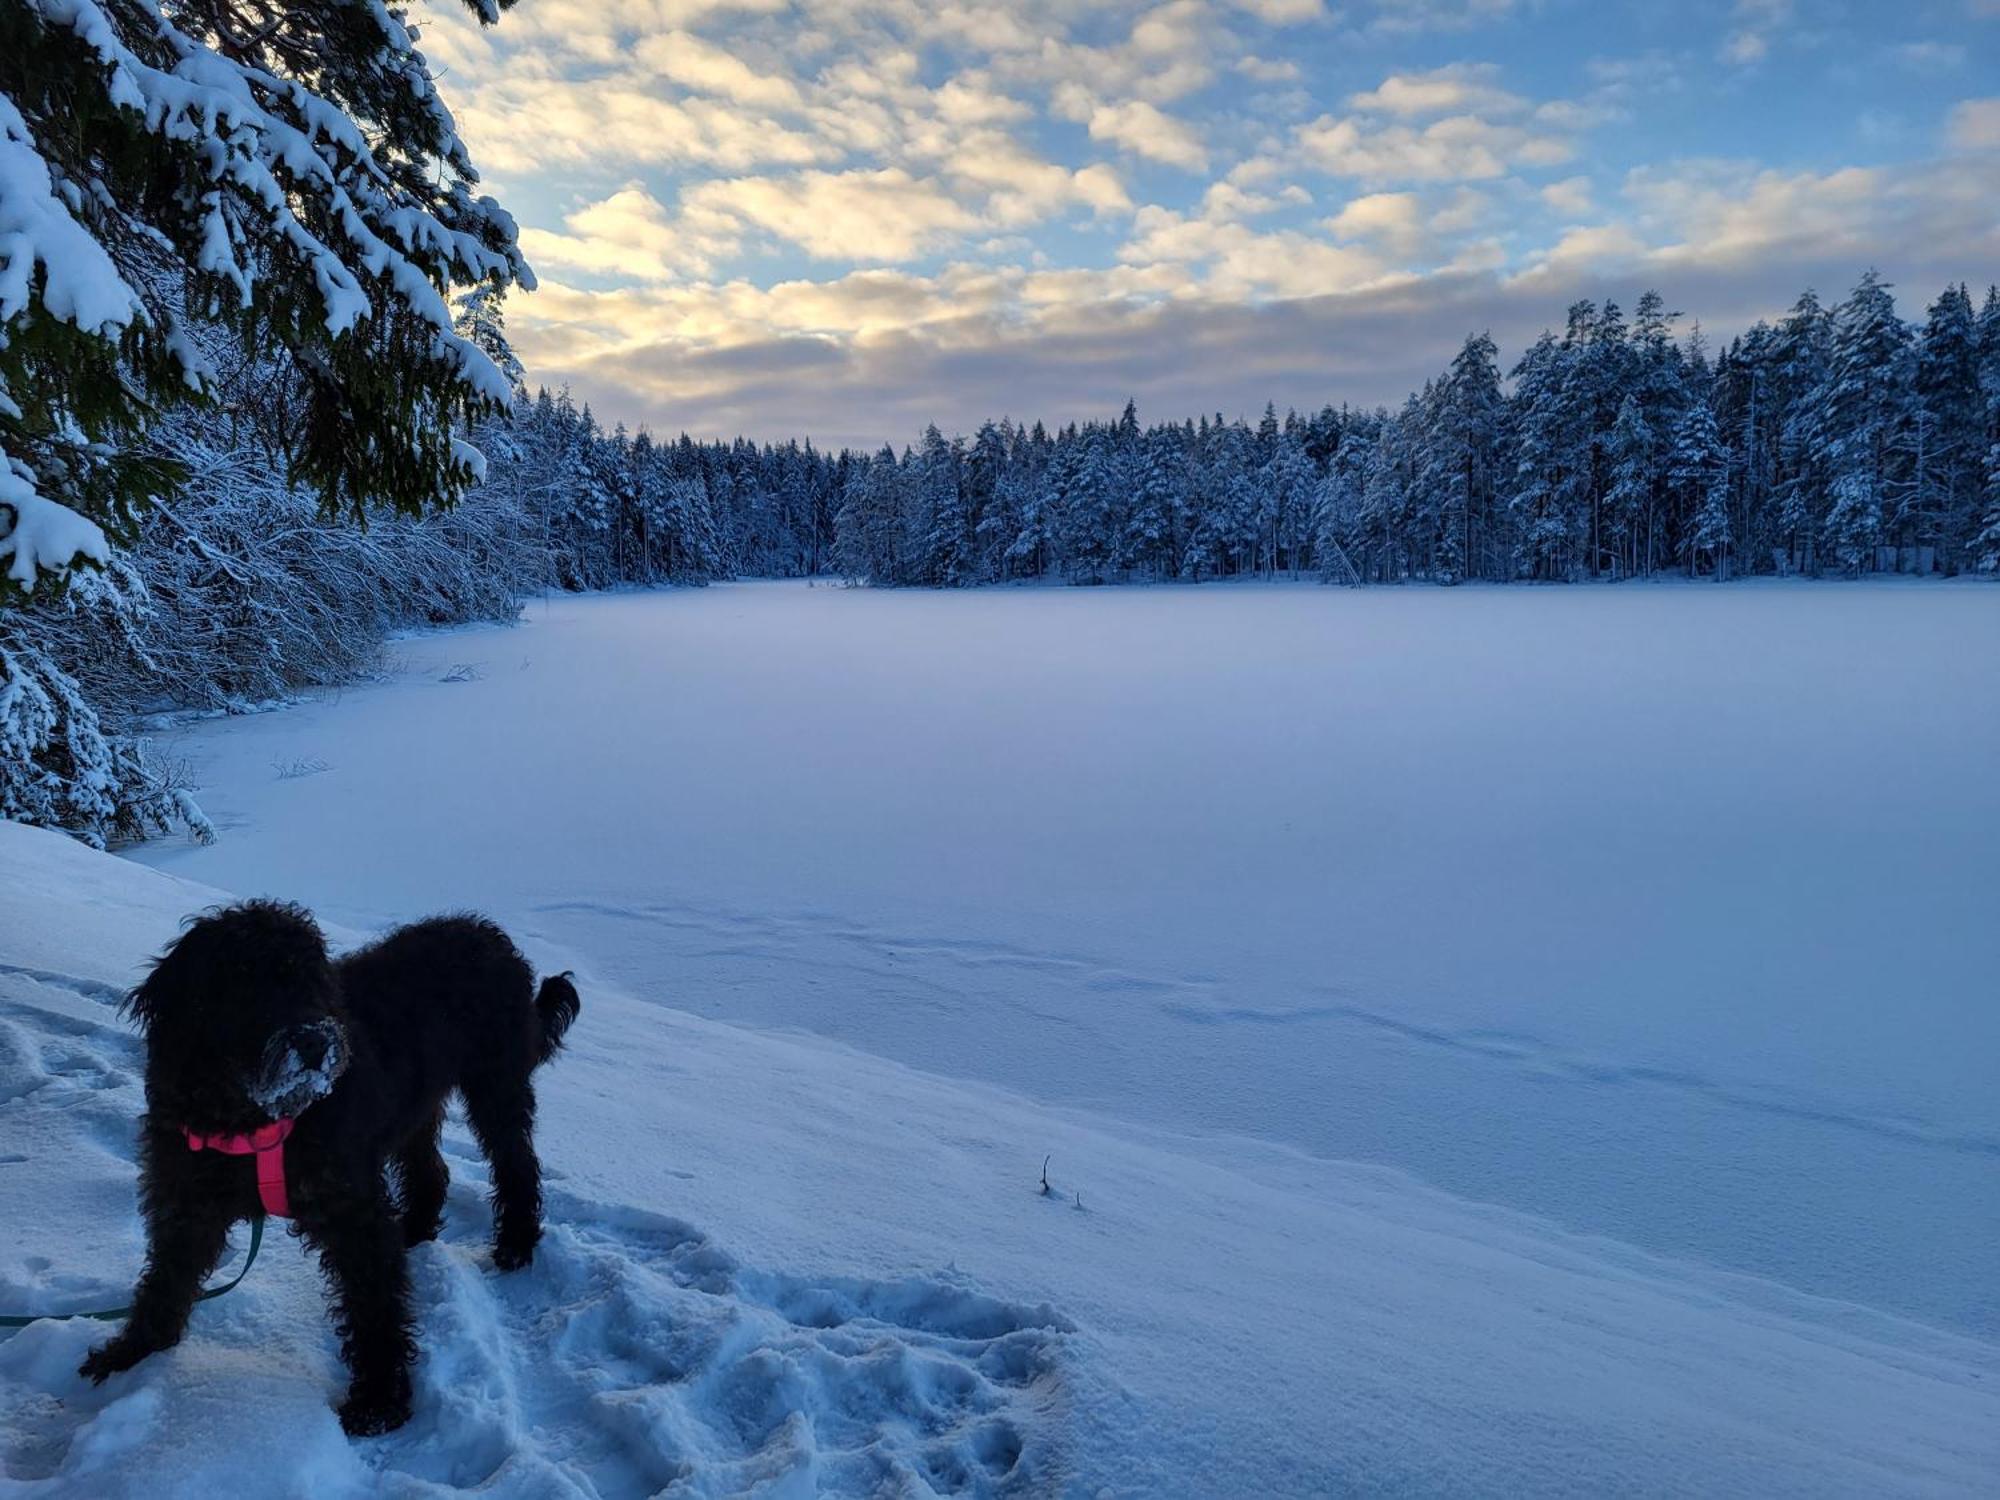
[0,464,110,587]
[27,0,529,365]
[0,95,142,334]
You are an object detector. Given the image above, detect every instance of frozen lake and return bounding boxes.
[134,579,2000,1338]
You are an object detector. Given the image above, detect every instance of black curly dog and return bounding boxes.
[79,902,580,1435]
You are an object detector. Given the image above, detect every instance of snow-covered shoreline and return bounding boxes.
[4,818,1997,1496]
[5,579,1997,1495]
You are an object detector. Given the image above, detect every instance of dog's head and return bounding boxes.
[127,901,352,1131]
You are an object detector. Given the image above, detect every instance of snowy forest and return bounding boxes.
[490,273,2000,590]
[8,270,2000,847]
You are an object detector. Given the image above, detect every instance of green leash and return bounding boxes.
[0,1215,266,1328]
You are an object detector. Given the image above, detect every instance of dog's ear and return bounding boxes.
[123,906,225,1033]
[123,947,185,1034]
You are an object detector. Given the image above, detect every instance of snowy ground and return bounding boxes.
[4,580,1999,1495]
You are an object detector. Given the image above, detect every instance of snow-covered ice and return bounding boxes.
[4,579,1999,1495]
[130,580,2000,1333]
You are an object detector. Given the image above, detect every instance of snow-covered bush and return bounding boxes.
[0,566,210,847]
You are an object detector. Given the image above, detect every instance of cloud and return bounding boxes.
[1235,56,1303,83]
[1009,2,1219,109]
[1359,0,1519,35]
[684,169,983,261]
[517,187,740,281]
[1327,192,1425,254]
[1720,0,1790,65]
[1893,41,1966,73]
[1085,100,1211,171]
[1429,185,1491,233]
[1346,63,1525,118]
[1946,98,2000,151]
[1226,0,1327,21]
[1509,157,1999,283]
[1198,179,1312,220]
[1539,175,1594,216]
[445,77,836,175]
[1294,112,1573,182]
[1117,207,1395,300]
[404,0,2000,455]
[1720,29,1768,64]
[511,247,1993,453]
[954,143,1133,223]
[1520,223,1648,278]
[628,30,803,108]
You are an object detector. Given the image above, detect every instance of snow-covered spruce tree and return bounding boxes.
[1818,272,1913,575]
[2,0,531,842]
[1602,395,1655,579]
[914,424,971,586]
[1670,398,1733,578]
[1978,440,2000,573]
[1303,427,1357,584]
[2,0,532,590]
[1911,285,1982,571]
[832,446,905,585]
[1122,425,1186,580]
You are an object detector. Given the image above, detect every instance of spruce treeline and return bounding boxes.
[488,271,2000,590]
[811,274,2000,586]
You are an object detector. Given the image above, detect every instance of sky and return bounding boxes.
[416,0,2000,449]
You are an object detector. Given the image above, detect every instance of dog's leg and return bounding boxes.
[78,1184,233,1384]
[393,1106,449,1247]
[304,1185,416,1436]
[462,1074,543,1271]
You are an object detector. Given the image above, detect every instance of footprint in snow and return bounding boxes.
[378,1182,1072,1499]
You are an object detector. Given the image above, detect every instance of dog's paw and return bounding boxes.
[491,1237,537,1273]
[400,1215,442,1249]
[338,1383,413,1437]
[78,1340,143,1385]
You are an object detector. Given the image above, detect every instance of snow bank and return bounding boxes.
[4,816,1998,1495]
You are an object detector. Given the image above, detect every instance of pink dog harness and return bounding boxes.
[185,1118,296,1217]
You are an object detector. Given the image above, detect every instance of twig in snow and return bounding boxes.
[1039,1155,1053,1196]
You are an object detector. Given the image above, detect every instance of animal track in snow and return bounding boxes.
[379,1180,1072,1499]
[1233,995,2000,1159]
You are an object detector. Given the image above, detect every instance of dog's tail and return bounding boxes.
[534,972,581,1065]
